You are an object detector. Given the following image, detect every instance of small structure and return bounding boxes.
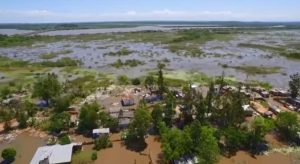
[36,100,49,108]
[121,97,135,106]
[269,104,282,114]
[263,111,273,118]
[119,118,131,129]
[287,98,300,109]
[242,105,254,116]
[270,89,289,97]
[30,143,81,164]
[143,93,161,103]
[92,128,110,138]
[260,91,270,98]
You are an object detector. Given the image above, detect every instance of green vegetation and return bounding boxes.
[94,135,112,151]
[111,59,144,68]
[59,135,71,145]
[91,152,97,161]
[124,106,151,145]
[104,48,133,56]
[275,112,300,142]
[289,73,300,98]
[36,57,82,67]
[40,50,73,59]
[49,112,71,133]
[238,43,300,60]
[78,103,99,134]
[1,148,17,162]
[230,65,281,75]
[72,150,94,164]
[32,73,61,102]
[281,52,300,60]
[117,75,130,85]
[238,43,285,52]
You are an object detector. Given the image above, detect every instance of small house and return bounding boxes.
[30,143,82,164]
[260,91,270,98]
[143,94,162,103]
[92,128,110,138]
[121,97,135,106]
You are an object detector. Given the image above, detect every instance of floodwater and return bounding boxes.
[0,132,46,164]
[0,29,34,36]
[219,151,298,164]
[96,133,162,164]
[1,30,300,88]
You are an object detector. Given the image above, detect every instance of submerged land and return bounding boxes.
[0,22,300,164]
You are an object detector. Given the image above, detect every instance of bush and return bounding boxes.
[58,135,71,145]
[94,135,111,151]
[131,78,141,85]
[91,152,97,161]
[117,75,130,85]
[1,148,17,162]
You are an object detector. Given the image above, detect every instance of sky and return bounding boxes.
[0,0,300,23]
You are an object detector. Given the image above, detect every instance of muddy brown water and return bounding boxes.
[90,133,162,164]
[0,132,46,164]
[219,151,298,164]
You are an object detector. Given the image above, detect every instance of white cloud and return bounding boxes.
[0,9,299,23]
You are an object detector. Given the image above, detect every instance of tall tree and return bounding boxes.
[157,63,166,96]
[289,73,300,98]
[163,91,176,127]
[151,104,163,130]
[49,112,71,133]
[78,103,99,134]
[249,117,274,153]
[33,73,61,103]
[126,107,151,143]
[53,95,71,113]
[275,112,300,142]
[144,75,155,90]
[161,128,192,161]
[184,121,220,164]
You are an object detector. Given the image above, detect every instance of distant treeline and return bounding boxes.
[1,21,300,31]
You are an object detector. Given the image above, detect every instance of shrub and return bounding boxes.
[1,148,17,162]
[91,152,97,161]
[131,78,141,85]
[59,135,71,145]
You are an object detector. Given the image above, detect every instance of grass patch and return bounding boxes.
[72,150,94,164]
[104,47,133,56]
[230,65,281,75]
[280,52,300,60]
[111,59,144,68]
[35,57,82,67]
[238,43,285,52]
[247,80,273,90]
[39,50,73,59]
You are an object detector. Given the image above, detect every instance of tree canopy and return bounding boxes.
[33,73,61,102]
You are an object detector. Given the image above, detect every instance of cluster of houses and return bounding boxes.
[27,83,300,164]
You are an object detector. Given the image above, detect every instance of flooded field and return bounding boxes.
[1,29,300,88]
[0,132,46,164]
